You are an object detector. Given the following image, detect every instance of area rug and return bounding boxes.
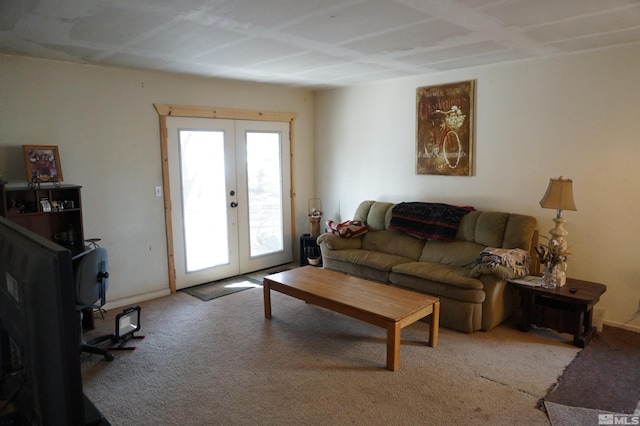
[181,275,262,301]
[544,401,639,426]
[542,325,640,414]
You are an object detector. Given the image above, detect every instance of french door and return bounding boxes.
[167,117,292,290]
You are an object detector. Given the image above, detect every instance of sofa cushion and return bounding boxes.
[353,201,375,223]
[475,212,510,247]
[389,271,486,304]
[322,257,392,283]
[361,230,424,260]
[456,210,481,242]
[503,214,537,251]
[391,261,483,290]
[317,233,362,250]
[353,201,395,231]
[323,248,415,272]
[419,240,485,267]
[366,202,395,231]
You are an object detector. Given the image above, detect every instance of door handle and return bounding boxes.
[230,202,238,208]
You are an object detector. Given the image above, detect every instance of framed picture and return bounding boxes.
[416,80,475,176]
[22,145,64,183]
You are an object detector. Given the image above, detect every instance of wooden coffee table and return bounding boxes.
[263,266,439,371]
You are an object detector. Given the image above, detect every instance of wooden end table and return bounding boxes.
[511,277,606,347]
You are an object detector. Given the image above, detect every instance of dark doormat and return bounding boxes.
[181,275,262,301]
[542,325,640,414]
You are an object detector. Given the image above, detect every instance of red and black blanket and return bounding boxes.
[389,202,474,241]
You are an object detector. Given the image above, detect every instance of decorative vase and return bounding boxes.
[542,265,556,289]
[557,268,566,287]
[542,264,566,289]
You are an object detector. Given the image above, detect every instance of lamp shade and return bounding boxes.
[539,176,577,211]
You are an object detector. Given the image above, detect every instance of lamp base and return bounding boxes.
[549,216,568,241]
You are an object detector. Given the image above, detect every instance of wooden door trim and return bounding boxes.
[154,104,297,293]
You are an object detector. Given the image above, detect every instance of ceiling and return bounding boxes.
[2,0,640,89]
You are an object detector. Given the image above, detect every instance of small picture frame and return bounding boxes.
[22,145,64,183]
[40,198,51,212]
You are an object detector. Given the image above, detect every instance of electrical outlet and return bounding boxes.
[155,186,162,197]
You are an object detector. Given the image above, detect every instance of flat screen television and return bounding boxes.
[0,215,85,424]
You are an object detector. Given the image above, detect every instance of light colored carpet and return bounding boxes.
[82,287,580,425]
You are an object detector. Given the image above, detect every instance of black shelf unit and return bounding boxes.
[0,182,85,253]
[299,234,322,267]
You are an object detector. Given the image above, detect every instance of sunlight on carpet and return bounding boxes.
[224,282,261,289]
[181,276,262,301]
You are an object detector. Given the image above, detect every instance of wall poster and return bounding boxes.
[416,80,475,176]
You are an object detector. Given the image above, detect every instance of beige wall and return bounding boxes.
[2,44,640,332]
[314,43,640,331]
[0,55,315,306]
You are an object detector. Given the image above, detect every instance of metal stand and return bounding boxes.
[28,177,61,189]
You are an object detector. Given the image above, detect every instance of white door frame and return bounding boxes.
[154,104,298,293]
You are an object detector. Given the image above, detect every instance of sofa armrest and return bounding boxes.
[477,274,518,331]
[469,263,516,280]
[317,233,363,250]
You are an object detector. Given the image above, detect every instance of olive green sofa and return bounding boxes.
[317,200,537,333]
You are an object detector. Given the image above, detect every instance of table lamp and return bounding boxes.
[539,175,577,247]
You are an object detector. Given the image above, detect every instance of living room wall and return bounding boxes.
[314,43,640,331]
[0,55,315,306]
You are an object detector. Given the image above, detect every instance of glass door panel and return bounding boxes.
[235,120,292,272]
[167,117,238,290]
[246,131,284,257]
[179,130,229,271]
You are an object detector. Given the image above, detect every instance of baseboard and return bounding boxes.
[103,289,171,311]
[603,319,640,333]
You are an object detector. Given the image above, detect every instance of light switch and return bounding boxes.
[155,186,162,197]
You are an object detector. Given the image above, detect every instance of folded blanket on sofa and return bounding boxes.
[389,202,475,241]
[326,220,368,238]
[471,247,531,278]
